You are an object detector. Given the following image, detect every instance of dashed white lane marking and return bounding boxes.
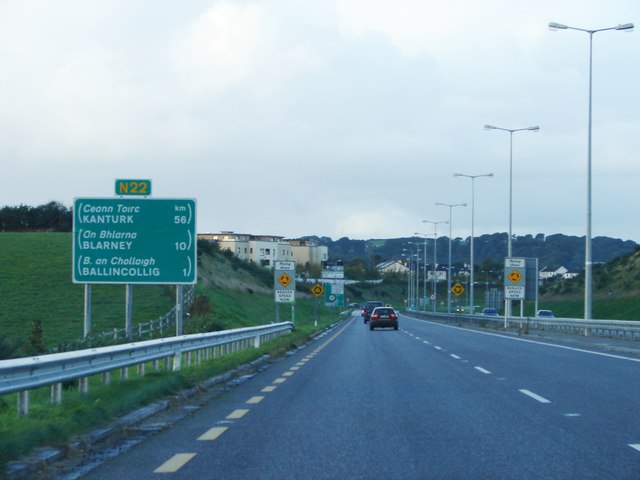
[198,426,228,441]
[434,346,442,350]
[474,366,491,374]
[519,389,551,404]
[564,413,581,417]
[246,396,264,404]
[226,409,249,420]
[423,340,430,345]
[154,453,196,473]
[450,354,461,360]
[629,444,640,452]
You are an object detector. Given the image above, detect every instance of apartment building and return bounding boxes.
[198,232,327,268]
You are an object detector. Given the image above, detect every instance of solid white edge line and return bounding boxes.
[629,444,640,452]
[519,389,551,404]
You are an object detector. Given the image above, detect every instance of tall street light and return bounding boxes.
[436,202,467,313]
[423,220,449,312]
[414,232,432,310]
[454,173,493,314]
[484,124,539,317]
[549,21,633,320]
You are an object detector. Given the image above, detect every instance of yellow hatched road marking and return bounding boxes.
[198,426,228,441]
[154,453,196,473]
[246,396,264,404]
[262,385,277,392]
[227,409,249,419]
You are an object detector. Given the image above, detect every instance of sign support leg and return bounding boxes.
[84,284,92,338]
[176,284,184,336]
[125,284,133,340]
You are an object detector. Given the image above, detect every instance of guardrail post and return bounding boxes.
[17,391,29,416]
[51,383,62,405]
[137,362,146,377]
[254,335,261,348]
[120,367,128,380]
[79,376,89,395]
[173,351,182,371]
[102,372,111,385]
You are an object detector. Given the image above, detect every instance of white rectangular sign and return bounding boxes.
[505,258,526,268]
[275,290,295,303]
[505,285,525,299]
[275,261,295,270]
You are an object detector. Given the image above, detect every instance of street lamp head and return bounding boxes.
[616,23,634,32]
[549,22,568,31]
[484,124,497,130]
[528,126,541,131]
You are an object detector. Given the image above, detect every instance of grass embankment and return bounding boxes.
[0,232,175,350]
[0,233,351,471]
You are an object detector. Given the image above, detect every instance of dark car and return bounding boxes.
[361,301,384,323]
[369,306,399,330]
[482,307,499,316]
[536,309,555,318]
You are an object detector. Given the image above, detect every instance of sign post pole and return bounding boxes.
[84,284,92,338]
[125,284,133,340]
[176,285,183,336]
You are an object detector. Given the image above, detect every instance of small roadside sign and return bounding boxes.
[311,284,324,297]
[277,273,292,288]
[274,262,295,304]
[275,290,295,303]
[451,282,465,297]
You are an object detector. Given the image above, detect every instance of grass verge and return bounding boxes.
[0,314,348,472]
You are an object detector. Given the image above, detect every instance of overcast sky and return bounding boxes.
[1,1,639,243]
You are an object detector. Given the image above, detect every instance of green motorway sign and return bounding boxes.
[73,198,196,284]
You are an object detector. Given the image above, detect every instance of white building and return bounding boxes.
[198,232,325,268]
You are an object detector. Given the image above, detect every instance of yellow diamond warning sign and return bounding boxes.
[277,273,292,288]
[311,284,324,297]
[508,270,522,284]
[451,282,465,297]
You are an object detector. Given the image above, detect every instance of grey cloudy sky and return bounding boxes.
[1,0,639,242]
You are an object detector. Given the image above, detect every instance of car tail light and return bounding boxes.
[390,313,397,319]
[372,313,378,319]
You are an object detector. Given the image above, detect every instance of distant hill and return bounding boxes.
[306,233,638,271]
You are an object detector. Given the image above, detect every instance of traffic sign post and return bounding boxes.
[504,257,539,327]
[73,198,196,284]
[274,261,296,324]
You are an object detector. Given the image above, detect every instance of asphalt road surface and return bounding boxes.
[78,312,640,479]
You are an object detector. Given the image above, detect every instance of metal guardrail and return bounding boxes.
[0,322,294,415]
[406,310,640,341]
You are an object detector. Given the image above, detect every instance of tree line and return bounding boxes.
[0,201,72,232]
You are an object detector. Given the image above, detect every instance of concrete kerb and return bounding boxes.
[5,318,349,480]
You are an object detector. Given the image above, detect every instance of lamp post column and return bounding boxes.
[454,173,493,314]
[436,202,466,313]
[484,124,539,316]
[549,21,634,320]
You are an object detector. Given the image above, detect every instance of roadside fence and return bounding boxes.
[0,321,294,416]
